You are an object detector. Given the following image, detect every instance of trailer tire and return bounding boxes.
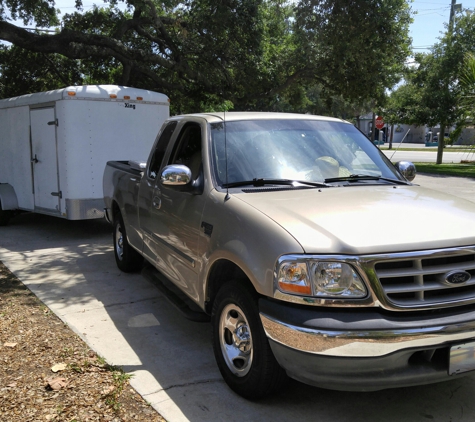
[0,203,13,226]
[113,210,143,272]
[211,281,287,400]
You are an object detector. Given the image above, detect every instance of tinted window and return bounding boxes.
[148,121,177,179]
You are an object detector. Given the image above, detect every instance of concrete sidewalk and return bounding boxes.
[1,175,475,422]
[415,173,475,203]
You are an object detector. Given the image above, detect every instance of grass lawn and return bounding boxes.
[413,162,475,178]
[381,147,475,153]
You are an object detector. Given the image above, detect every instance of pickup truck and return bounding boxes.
[103,112,475,399]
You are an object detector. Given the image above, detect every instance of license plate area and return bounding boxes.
[449,341,475,375]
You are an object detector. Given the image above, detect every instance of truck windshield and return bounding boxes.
[210,119,403,188]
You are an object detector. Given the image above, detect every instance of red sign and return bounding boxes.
[375,116,385,130]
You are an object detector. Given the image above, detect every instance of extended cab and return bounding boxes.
[103,112,475,399]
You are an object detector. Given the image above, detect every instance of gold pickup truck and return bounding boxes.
[103,112,475,399]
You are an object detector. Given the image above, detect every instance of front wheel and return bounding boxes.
[211,282,287,400]
[113,211,143,272]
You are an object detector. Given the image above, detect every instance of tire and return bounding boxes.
[0,203,13,226]
[211,281,287,400]
[113,210,143,272]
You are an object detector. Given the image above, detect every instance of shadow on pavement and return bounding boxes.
[1,212,475,422]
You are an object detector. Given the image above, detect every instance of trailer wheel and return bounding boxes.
[113,211,143,272]
[0,203,13,226]
[211,281,287,400]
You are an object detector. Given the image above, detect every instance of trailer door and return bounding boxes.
[30,108,60,214]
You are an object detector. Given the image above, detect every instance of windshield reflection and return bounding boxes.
[210,119,402,187]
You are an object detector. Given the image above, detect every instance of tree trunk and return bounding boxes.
[437,124,445,164]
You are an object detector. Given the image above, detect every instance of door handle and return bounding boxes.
[152,196,161,209]
[31,154,38,164]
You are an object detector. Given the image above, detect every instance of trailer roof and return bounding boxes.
[0,85,169,109]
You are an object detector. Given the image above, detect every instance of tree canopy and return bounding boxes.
[0,0,412,113]
[386,9,475,162]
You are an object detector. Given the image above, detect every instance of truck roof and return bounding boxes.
[0,85,169,109]
[168,112,348,124]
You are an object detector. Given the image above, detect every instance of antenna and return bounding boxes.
[390,129,410,161]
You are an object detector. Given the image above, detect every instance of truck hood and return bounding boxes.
[234,185,475,254]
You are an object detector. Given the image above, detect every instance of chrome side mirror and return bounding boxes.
[395,161,416,182]
[161,164,192,186]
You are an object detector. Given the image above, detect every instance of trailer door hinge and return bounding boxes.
[51,191,62,198]
[47,119,58,126]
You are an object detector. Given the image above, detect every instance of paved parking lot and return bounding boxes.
[1,174,475,421]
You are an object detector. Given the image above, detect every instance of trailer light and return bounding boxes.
[124,95,130,100]
[67,92,76,96]
[136,96,143,101]
[110,94,117,99]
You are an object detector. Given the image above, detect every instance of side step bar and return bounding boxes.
[141,264,210,323]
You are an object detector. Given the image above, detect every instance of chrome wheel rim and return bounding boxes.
[219,303,253,377]
[115,223,124,261]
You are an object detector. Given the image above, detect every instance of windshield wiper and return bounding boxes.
[324,174,410,185]
[222,178,332,189]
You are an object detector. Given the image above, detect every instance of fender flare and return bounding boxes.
[0,184,19,210]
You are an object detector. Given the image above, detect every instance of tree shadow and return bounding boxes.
[1,212,475,422]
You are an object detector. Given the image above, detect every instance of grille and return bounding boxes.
[373,248,475,308]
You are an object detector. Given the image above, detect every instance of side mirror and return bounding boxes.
[160,164,203,195]
[161,164,192,186]
[395,161,416,182]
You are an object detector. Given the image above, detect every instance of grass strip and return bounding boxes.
[413,162,475,178]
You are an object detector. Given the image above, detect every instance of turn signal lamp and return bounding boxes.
[136,96,143,101]
[109,94,117,99]
[278,261,311,295]
[67,91,76,96]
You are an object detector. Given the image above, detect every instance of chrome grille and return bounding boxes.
[373,248,475,308]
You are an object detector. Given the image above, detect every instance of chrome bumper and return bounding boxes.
[259,299,475,391]
[259,299,475,358]
[260,313,475,358]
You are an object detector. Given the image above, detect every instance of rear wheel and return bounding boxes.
[113,210,143,272]
[211,281,287,399]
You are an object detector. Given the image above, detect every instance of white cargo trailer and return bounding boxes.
[0,85,169,224]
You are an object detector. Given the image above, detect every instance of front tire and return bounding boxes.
[113,211,143,272]
[211,282,287,399]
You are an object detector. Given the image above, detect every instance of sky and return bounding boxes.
[410,0,475,53]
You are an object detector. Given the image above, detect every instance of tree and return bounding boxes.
[0,0,412,113]
[387,10,475,163]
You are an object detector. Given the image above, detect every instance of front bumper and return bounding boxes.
[259,299,475,391]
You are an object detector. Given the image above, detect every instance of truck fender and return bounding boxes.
[0,184,19,210]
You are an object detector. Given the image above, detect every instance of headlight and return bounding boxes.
[310,262,366,297]
[276,259,367,299]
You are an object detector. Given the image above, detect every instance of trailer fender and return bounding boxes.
[0,183,19,210]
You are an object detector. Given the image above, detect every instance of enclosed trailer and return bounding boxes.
[0,85,169,224]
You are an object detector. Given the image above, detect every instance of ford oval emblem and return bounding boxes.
[444,270,471,285]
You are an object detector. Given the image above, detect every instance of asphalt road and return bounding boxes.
[1,174,475,421]
[382,146,475,163]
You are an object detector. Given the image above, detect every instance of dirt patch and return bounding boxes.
[0,262,165,421]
